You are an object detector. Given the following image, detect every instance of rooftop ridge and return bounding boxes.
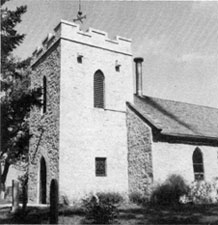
[31,19,132,65]
[139,94,218,110]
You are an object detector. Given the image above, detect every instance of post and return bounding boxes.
[49,179,59,224]
[0,162,2,199]
[22,174,28,213]
[11,180,20,213]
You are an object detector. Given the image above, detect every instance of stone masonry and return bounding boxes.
[126,105,153,195]
[28,41,60,203]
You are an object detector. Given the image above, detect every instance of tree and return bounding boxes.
[0,0,41,194]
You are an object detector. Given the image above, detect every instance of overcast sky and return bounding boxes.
[6,0,218,108]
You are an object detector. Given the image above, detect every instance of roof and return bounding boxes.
[129,95,218,141]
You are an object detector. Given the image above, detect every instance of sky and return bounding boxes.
[5,0,218,108]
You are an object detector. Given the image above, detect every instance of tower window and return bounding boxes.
[43,76,47,113]
[193,148,204,181]
[95,157,107,177]
[94,70,105,108]
[77,54,83,63]
[115,60,121,72]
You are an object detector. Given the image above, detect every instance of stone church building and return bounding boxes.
[28,20,218,204]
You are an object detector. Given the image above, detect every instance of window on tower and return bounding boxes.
[43,76,47,113]
[94,70,105,108]
[95,157,107,177]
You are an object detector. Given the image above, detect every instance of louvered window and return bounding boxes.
[193,148,204,181]
[95,157,107,176]
[43,76,47,113]
[94,71,105,108]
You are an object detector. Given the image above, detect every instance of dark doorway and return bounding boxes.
[40,157,47,204]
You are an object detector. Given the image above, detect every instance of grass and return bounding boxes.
[0,202,218,224]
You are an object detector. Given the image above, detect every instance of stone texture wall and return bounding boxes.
[126,105,153,195]
[28,42,60,203]
[152,142,218,184]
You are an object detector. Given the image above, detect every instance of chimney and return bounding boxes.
[134,57,144,97]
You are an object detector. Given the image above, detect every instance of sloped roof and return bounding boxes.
[130,95,218,140]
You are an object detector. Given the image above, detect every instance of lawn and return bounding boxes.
[0,202,218,224]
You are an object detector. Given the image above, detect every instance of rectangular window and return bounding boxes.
[194,173,204,181]
[95,157,106,177]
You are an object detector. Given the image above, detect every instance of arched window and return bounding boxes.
[193,148,204,181]
[94,70,105,108]
[43,76,47,113]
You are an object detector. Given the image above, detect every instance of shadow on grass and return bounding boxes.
[0,205,85,224]
[119,203,218,225]
[0,206,50,224]
[1,203,218,224]
[59,205,85,216]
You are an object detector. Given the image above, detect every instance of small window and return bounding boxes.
[77,55,83,64]
[43,76,47,113]
[115,60,121,72]
[115,65,120,72]
[95,157,106,177]
[94,70,105,108]
[193,148,204,181]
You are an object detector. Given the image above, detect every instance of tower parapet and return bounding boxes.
[31,20,132,66]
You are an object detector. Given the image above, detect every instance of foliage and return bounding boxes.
[95,192,124,205]
[151,174,189,206]
[189,180,218,204]
[0,0,41,187]
[1,0,26,64]
[82,192,122,224]
[129,191,149,205]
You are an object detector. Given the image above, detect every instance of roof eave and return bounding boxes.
[161,131,218,143]
[127,101,218,146]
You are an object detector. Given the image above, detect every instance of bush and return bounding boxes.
[129,191,149,205]
[96,192,124,205]
[189,180,218,204]
[129,192,143,204]
[82,192,122,224]
[151,174,189,206]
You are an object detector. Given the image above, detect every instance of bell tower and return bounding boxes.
[29,19,134,203]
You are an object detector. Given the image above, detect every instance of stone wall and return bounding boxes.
[28,42,60,203]
[126,105,153,195]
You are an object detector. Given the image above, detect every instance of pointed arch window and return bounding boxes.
[43,76,47,113]
[94,70,105,108]
[193,148,204,181]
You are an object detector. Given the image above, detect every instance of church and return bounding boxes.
[28,19,218,204]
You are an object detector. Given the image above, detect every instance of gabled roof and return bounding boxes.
[129,95,218,141]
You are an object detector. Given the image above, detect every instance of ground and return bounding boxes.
[0,202,218,224]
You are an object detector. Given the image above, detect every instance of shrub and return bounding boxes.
[82,192,121,224]
[129,191,149,205]
[189,180,218,204]
[151,174,189,206]
[96,192,124,205]
[129,192,143,204]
